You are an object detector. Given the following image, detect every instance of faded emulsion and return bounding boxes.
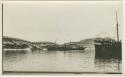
[1,1,122,74]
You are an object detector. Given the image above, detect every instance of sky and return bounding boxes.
[3,1,123,44]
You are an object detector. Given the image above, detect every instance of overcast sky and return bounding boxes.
[3,1,122,44]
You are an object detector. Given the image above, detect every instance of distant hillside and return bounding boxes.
[79,38,95,47]
[63,37,116,47]
[3,36,30,49]
[3,36,56,49]
[3,36,117,49]
[63,38,94,48]
[3,36,29,43]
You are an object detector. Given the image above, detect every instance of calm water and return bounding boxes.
[3,47,122,73]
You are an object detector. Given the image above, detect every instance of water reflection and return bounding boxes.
[3,48,121,73]
[3,50,29,62]
[94,58,121,73]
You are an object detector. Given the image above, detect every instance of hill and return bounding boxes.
[3,36,117,50]
[3,36,56,49]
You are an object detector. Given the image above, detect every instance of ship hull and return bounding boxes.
[47,46,85,51]
[95,42,122,59]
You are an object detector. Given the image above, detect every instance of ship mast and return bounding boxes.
[116,11,119,42]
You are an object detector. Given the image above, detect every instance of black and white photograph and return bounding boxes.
[1,1,123,74]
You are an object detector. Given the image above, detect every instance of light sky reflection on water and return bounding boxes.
[3,48,122,73]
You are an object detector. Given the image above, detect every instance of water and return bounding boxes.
[3,47,122,73]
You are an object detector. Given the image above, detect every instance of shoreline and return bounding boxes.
[3,48,31,51]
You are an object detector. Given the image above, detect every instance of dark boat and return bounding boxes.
[94,12,122,59]
[94,39,122,58]
[47,41,85,51]
[47,45,85,51]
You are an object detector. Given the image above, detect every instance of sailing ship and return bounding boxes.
[94,12,122,59]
